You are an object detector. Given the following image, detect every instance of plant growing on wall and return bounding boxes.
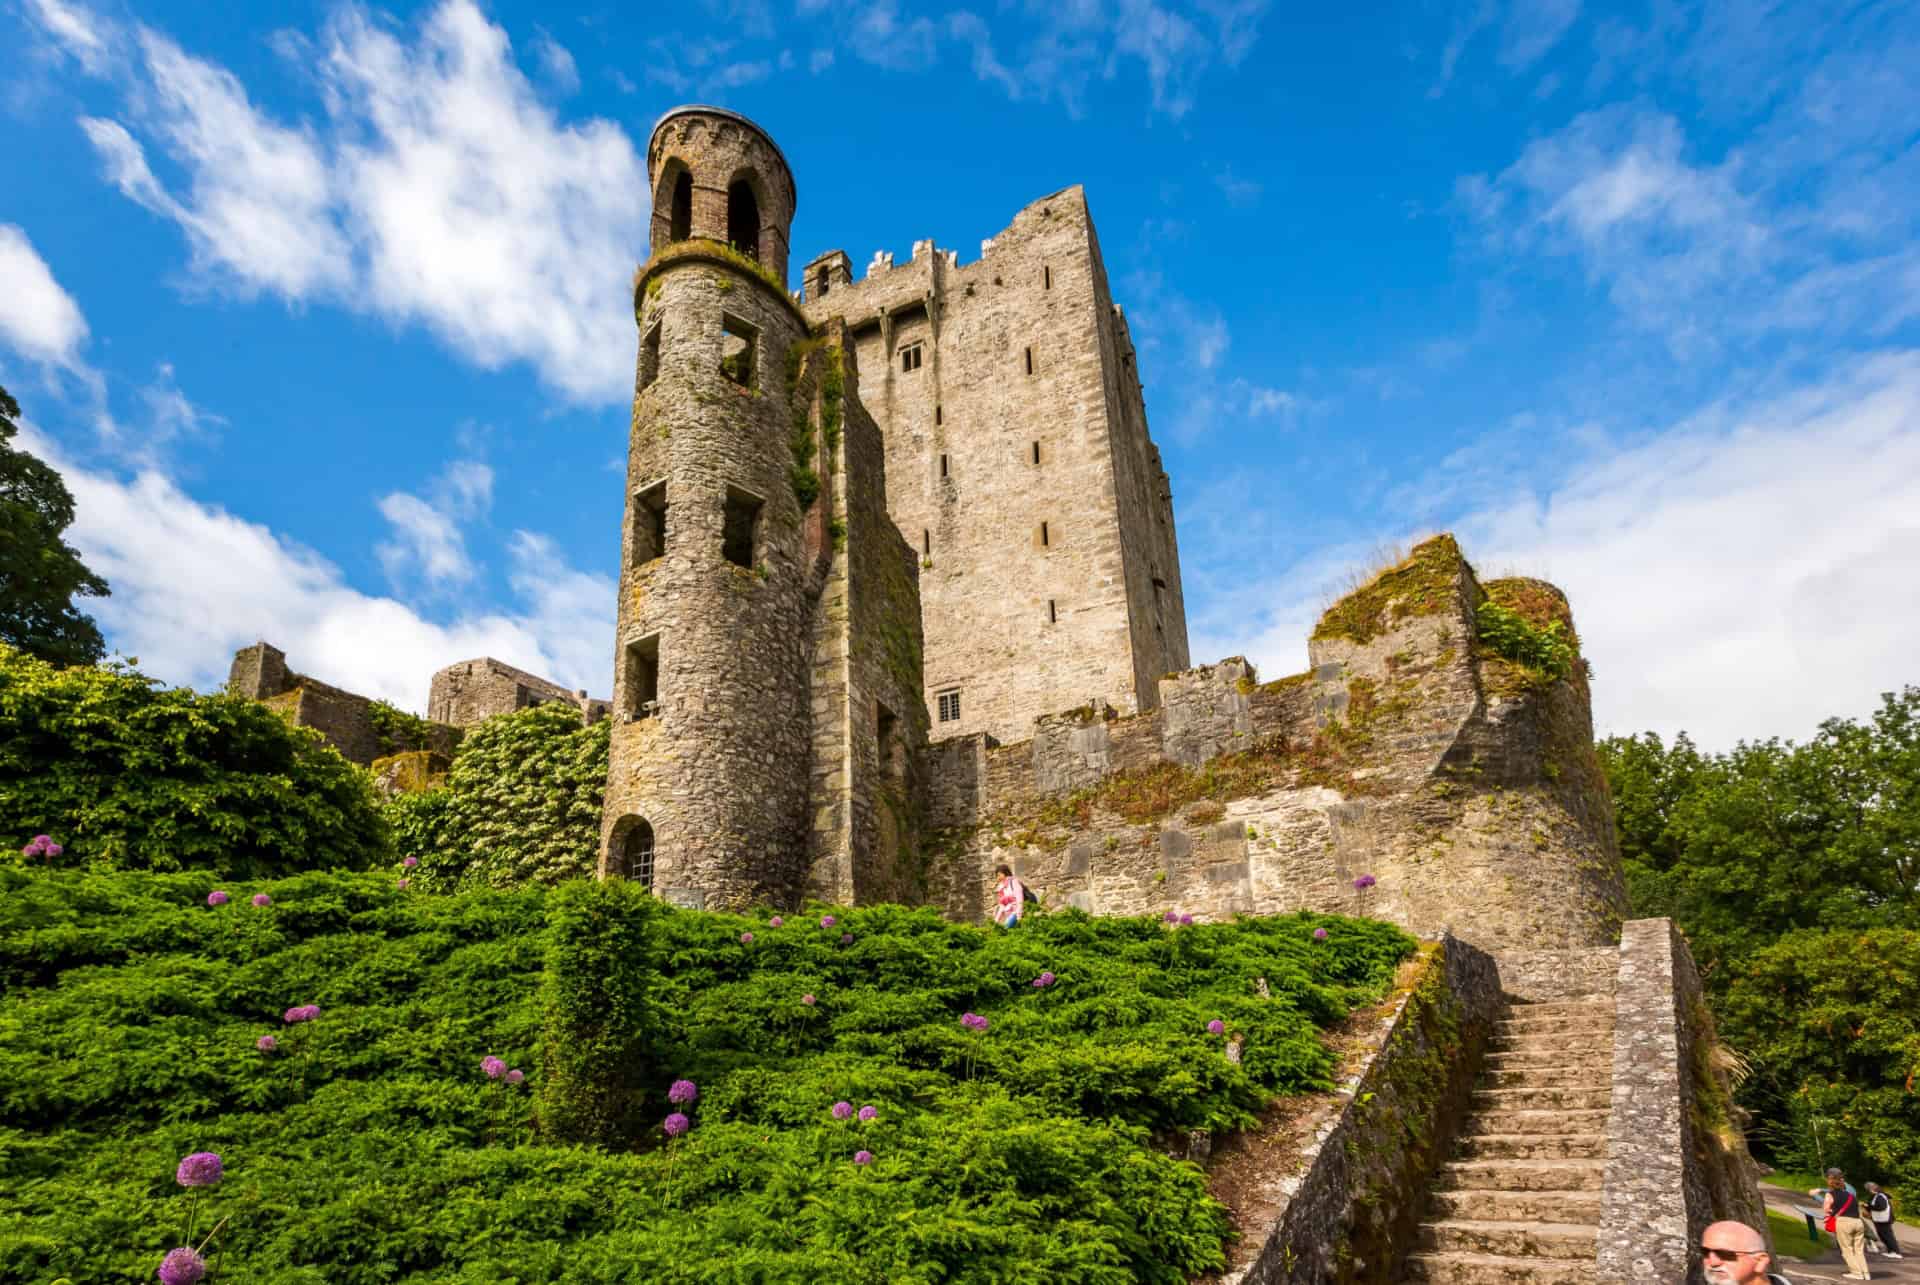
[1473,599,1576,681]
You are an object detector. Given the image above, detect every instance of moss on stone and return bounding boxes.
[1310,534,1466,646]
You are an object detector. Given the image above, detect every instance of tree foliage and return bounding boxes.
[540,877,660,1145]
[0,867,1415,1282]
[1599,687,1920,1188]
[0,383,110,666]
[0,644,387,876]
[383,703,608,888]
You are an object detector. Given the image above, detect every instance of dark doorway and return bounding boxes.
[611,816,655,888]
[727,180,760,259]
[670,172,692,242]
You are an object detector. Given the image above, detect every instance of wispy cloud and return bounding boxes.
[0,224,92,372]
[376,456,495,593]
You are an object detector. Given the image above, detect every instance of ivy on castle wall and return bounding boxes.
[384,703,609,890]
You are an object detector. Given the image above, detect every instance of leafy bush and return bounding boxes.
[0,645,386,876]
[0,868,1413,1282]
[383,703,608,888]
[540,878,660,1144]
[1474,598,1575,681]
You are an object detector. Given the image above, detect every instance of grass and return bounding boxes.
[1767,1207,1828,1258]
[1759,1170,1920,1229]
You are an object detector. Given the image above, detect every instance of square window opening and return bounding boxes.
[625,635,660,720]
[720,314,758,388]
[639,323,662,390]
[937,689,961,723]
[632,480,668,565]
[900,342,923,373]
[722,485,764,569]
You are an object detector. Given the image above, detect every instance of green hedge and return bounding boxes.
[0,868,1414,1282]
[383,703,608,889]
[0,645,385,877]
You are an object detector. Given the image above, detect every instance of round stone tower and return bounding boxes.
[601,106,813,910]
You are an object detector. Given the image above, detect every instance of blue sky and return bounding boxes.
[2,0,1916,749]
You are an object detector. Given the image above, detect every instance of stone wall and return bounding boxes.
[229,641,450,767]
[918,535,1630,954]
[799,186,1188,746]
[427,657,608,728]
[1220,935,1503,1284]
[1597,918,1769,1283]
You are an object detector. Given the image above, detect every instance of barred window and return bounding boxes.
[937,689,961,723]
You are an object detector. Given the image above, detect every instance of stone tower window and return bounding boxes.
[935,404,942,425]
[937,688,961,723]
[625,634,660,720]
[1024,346,1034,375]
[814,265,830,298]
[1039,521,1051,548]
[1048,598,1057,623]
[669,172,692,242]
[877,703,903,778]
[722,486,763,569]
[1031,441,1041,465]
[922,529,930,555]
[1043,265,1052,290]
[639,323,661,391]
[720,314,757,388]
[632,480,667,566]
[727,180,760,259]
[611,816,655,889]
[939,453,949,479]
[900,343,923,373]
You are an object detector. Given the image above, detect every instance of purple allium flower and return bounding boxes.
[853,1150,874,1165]
[858,1105,877,1122]
[256,1035,277,1053]
[1179,914,1194,926]
[482,1056,507,1080]
[769,915,783,927]
[663,1112,690,1138]
[251,893,272,908]
[283,1004,319,1024]
[740,932,754,945]
[1163,910,1180,923]
[402,855,419,868]
[1352,873,1377,891]
[801,993,816,1005]
[396,878,410,890]
[23,834,62,859]
[1206,1019,1226,1036]
[832,1100,853,1120]
[668,1079,698,1106]
[1312,927,1328,941]
[840,933,853,945]
[820,914,837,928]
[157,1246,208,1285]
[206,891,229,907]
[1031,971,1056,988]
[47,842,62,857]
[175,1151,223,1188]
[506,1068,524,1085]
[960,1013,990,1032]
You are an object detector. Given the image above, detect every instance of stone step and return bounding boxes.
[1483,1048,1612,1071]
[1466,1108,1610,1137]
[1498,1010,1615,1032]
[1428,1187,1604,1224]
[1505,1000,1615,1017]
[1472,1085,1612,1112]
[1403,1250,1595,1284]
[1455,1133,1609,1161]
[1484,1065,1606,1089]
[1416,1219,1598,1260]
[1491,1028,1614,1052]
[1435,1159,1606,1192]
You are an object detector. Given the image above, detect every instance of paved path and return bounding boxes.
[1759,1182,1913,1284]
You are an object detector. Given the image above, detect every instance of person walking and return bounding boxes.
[992,865,1026,929]
[1811,1168,1872,1280]
[1865,1183,1902,1258]
[1701,1220,1793,1285]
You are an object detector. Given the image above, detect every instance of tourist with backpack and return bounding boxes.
[1810,1168,1872,1279]
[1865,1184,1901,1258]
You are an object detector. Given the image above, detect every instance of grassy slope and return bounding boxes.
[0,869,1414,1283]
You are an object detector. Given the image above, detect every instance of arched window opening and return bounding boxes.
[611,816,656,889]
[669,171,692,243]
[727,180,760,260]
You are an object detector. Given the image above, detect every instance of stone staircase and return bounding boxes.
[1403,997,1616,1283]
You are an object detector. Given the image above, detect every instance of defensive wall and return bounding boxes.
[920,534,1629,955]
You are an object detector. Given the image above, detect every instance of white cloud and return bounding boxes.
[376,456,495,591]
[532,28,581,94]
[0,225,91,370]
[1196,353,1920,752]
[60,0,649,404]
[17,422,612,711]
[24,0,110,73]
[1498,0,1579,70]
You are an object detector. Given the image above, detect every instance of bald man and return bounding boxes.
[1701,1220,1791,1285]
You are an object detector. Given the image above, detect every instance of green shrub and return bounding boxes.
[0,645,386,876]
[0,868,1414,1282]
[383,704,608,888]
[540,878,660,1144]
[1474,599,1576,681]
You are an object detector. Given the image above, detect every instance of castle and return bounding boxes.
[597,105,1627,957]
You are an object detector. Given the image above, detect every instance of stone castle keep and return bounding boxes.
[225,105,1767,1278]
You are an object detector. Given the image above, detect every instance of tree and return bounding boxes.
[0,384,109,666]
